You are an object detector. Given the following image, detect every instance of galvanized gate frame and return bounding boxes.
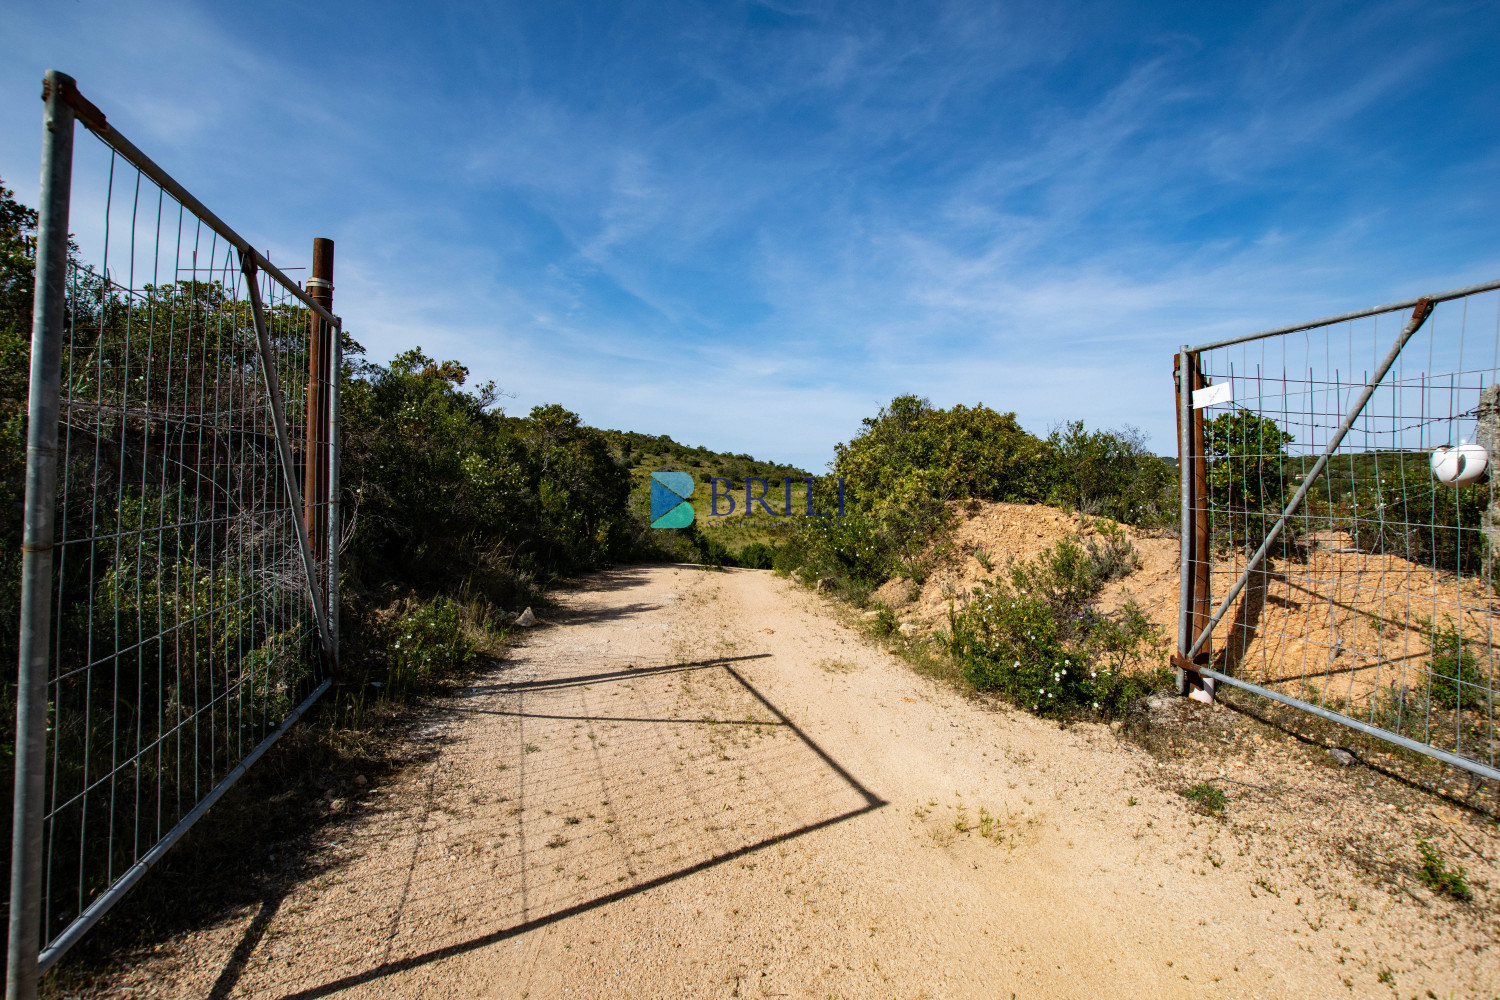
[1174,279,1500,784]
[6,71,342,998]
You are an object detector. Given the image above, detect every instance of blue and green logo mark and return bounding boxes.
[650,471,848,528]
[649,471,697,528]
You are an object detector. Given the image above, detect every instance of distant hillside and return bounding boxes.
[595,429,812,565]
[602,429,810,483]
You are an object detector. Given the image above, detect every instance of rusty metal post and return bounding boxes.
[1190,355,1213,698]
[304,239,334,572]
[327,322,341,673]
[1173,350,1212,697]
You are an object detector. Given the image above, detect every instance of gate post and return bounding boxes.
[7,70,77,1000]
[1173,349,1212,698]
[304,239,334,582]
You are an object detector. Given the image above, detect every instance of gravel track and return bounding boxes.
[134,565,1495,999]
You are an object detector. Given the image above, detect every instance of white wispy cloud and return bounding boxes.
[2,0,1496,472]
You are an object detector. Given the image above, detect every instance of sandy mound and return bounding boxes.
[878,502,1497,719]
[872,501,1180,640]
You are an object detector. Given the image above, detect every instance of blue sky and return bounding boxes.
[2,0,1498,470]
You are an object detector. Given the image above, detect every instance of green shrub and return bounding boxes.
[1047,421,1178,527]
[949,535,1168,718]
[385,597,480,696]
[1425,620,1489,710]
[1084,520,1141,584]
[773,513,890,596]
[1205,410,1294,548]
[1013,537,1101,616]
[342,354,636,605]
[736,542,777,569]
[833,395,1054,511]
[681,524,732,567]
[834,399,1178,533]
[0,176,37,337]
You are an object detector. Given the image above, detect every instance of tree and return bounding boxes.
[1204,410,1293,547]
[0,177,37,339]
[1047,420,1177,526]
[833,395,1054,512]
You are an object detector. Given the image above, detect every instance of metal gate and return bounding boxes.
[5,71,341,996]
[1174,278,1500,783]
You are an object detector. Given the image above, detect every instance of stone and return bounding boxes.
[897,622,918,637]
[1327,747,1356,766]
[515,607,535,627]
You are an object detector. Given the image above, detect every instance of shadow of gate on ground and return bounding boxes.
[207,651,884,999]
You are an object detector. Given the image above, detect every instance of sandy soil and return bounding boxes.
[870,503,1183,639]
[877,502,1499,721]
[107,564,1498,999]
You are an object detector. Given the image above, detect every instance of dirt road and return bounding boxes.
[142,566,1494,999]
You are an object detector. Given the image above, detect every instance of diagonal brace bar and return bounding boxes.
[240,250,333,657]
[1186,297,1436,663]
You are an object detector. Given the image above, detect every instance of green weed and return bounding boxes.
[1424,620,1487,710]
[1181,782,1227,816]
[1416,838,1473,902]
[384,596,481,696]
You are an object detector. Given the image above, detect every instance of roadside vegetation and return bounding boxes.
[946,525,1168,718]
[760,395,1177,720]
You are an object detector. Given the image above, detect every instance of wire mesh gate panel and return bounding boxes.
[5,72,340,993]
[1174,278,1500,783]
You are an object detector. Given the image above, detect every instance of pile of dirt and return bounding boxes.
[871,501,1181,640]
[878,501,1497,718]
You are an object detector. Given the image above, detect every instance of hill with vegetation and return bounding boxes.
[601,428,811,563]
[604,428,808,483]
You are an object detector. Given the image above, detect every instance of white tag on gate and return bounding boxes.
[1192,381,1232,409]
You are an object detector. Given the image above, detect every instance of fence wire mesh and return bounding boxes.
[1182,284,1500,779]
[5,74,336,984]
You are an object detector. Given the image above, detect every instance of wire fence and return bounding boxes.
[5,72,339,995]
[1175,279,1500,782]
